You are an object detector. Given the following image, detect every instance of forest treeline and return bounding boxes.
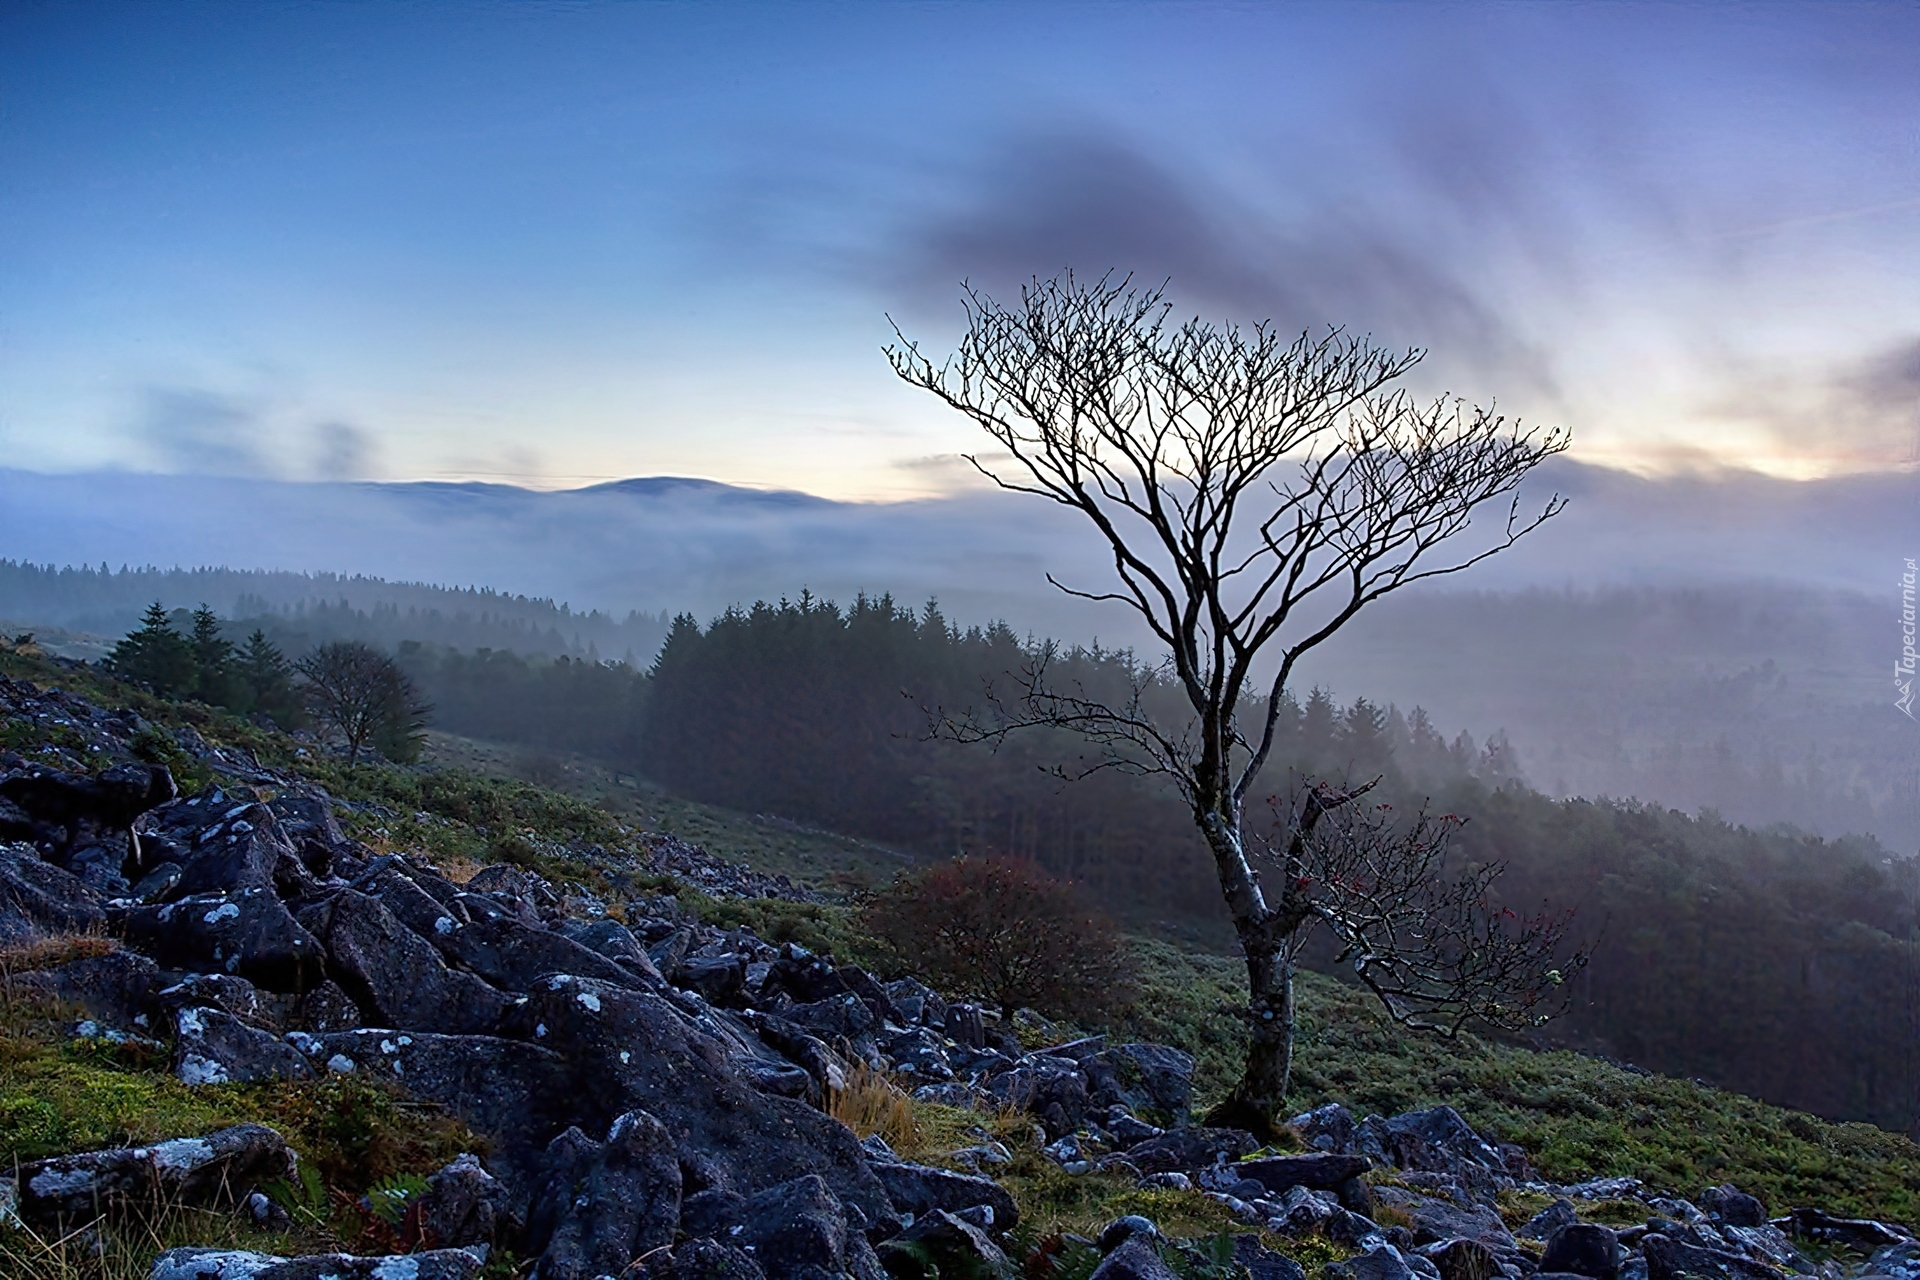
[0,559,671,661]
[85,591,1920,1136]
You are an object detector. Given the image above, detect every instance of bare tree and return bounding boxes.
[887,271,1578,1129]
[296,640,427,765]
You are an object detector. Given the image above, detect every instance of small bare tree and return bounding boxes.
[296,640,426,765]
[886,271,1579,1129]
[1261,779,1583,1036]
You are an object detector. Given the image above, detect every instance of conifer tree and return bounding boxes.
[189,605,237,705]
[107,602,195,697]
[237,628,300,725]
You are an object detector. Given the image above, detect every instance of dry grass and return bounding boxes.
[0,933,120,976]
[0,1199,302,1280]
[828,1062,924,1155]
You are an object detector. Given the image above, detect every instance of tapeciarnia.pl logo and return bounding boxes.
[1899,557,1917,720]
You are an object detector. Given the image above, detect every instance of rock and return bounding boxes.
[784,992,877,1042]
[118,887,325,992]
[944,1002,986,1049]
[1701,1185,1767,1230]
[1290,1103,1357,1154]
[1562,1178,1645,1201]
[136,797,297,898]
[3,761,173,850]
[1373,1187,1514,1250]
[1868,1243,1920,1280]
[737,1173,886,1280]
[510,973,894,1229]
[561,917,664,982]
[1783,1209,1911,1252]
[296,889,508,1035]
[1083,1043,1195,1121]
[1268,1185,1341,1236]
[1519,1199,1580,1242]
[0,841,105,940]
[285,1028,574,1187]
[1376,1108,1507,1178]
[18,1122,294,1225]
[529,1111,682,1280]
[1232,1238,1306,1280]
[438,893,651,993]
[766,946,851,1004]
[173,1007,315,1086]
[1326,1244,1422,1280]
[880,1208,1013,1280]
[158,972,289,1030]
[292,980,362,1032]
[836,964,904,1027]
[148,1246,486,1279]
[873,1161,1020,1232]
[1124,1126,1259,1174]
[637,1239,769,1280]
[884,1027,954,1082]
[1238,1154,1372,1196]
[418,1153,511,1250]
[266,794,353,875]
[1541,1224,1619,1280]
[1090,1238,1181,1280]
[1098,1216,1161,1252]
[9,948,161,1032]
[1642,1233,1782,1280]
[1423,1240,1498,1280]
[987,1056,1088,1137]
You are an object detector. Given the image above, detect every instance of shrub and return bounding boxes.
[861,856,1136,1024]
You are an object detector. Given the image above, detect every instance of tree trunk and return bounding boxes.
[1196,807,1295,1138]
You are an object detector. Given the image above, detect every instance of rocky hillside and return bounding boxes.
[2,644,1918,1280]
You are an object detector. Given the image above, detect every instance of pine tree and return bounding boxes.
[107,602,195,697]
[237,629,299,725]
[189,605,237,706]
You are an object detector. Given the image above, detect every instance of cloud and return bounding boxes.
[313,420,378,481]
[131,387,271,477]
[878,127,1559,400]
[1706,338,1920,470]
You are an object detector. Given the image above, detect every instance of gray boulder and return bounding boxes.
[529,1111,682,1280]
[1540,1224,1619,1280]
[118,886,325,991]
[285,1028,575,1188]
[1089,1238,1181,1280]
[296,889,508,1034]
[637,1239,768,1280]
[737,1173,888,1280]
[173,1007,315,1086]
[1519,1199,1580,1242]
[10,947,161,1033]
[510,973,894,1229]
[1083,1043,1195,1121]
[880,1208,1013,1280]
[0,841,105,941]
[1868,1243,1920,1280]
[437,891,651,992]
[872,1161,1020,1231]
[1700,1185,1766,1229]
[149,1246,485,1280]
[1124,1126,1259,1174]
[18,1122,293,1225]
[1642,1233,1782,1280]
[1237,1153,1372,1195]
[417,1153,512,1250]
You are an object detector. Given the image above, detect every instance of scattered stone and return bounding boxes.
[1089,1237,1181,1280]
[18,1122,294,1225]
[148,1245,486,1280]
[417,1153,511,1250]
[873,1161,1020,1232]
[1541,1224,1620,1280]
[1098,1216,1161,1253]
[1124,1126,1259,1174]
[1700,1185,1767,1230]
[1520,1199,1580,1242]
[172,1006,314,1086]
[881,1208,1013,1280]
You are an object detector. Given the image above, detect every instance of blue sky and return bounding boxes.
[4,1,1918,498]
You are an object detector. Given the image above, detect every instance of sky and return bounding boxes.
[3,0,1918,502]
